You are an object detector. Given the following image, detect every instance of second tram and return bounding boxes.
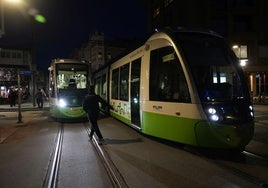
[93,28,254,150]
[48,59,90,121]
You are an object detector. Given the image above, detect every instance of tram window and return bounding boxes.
[101,74,107,95]
[112,68,119,99]
[149,46,190,103]
[49,71,55,97]
[120,64,129,101]
[76,73,87,89]
[95,77,101,95]
[50,85,55,97]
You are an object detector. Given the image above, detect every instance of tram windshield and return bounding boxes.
[53,63,88,107]
[56,63,88,89]
[175,32,248,102]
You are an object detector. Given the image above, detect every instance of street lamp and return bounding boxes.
[5,0,22,4]
[17,68,22,123]
[4,0,22,4]
[0,0,23,35]
[1,0,46,36]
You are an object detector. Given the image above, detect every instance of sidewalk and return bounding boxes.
[0,101,49,143]
[0,101,49,112]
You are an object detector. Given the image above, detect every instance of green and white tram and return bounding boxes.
[48,59,90,121]
[93,28,254,150]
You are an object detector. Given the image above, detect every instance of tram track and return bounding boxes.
[83,122,128,188]
[213,151,268,188]
[243,150,268,161]
[43,122,127,188]
[194,148,268,188]
[43,123,64,188]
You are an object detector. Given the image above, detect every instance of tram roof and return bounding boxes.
[93,27,223,75]
[52,58,86,64]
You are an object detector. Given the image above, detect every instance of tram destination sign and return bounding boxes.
[19,70,32,75]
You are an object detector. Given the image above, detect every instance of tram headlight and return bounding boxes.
[210,114,219,121]
[58,98,67,108]
[249,105,254,117]
[207,107,219,122]
[208,107,216,114]
[133,97,138,104]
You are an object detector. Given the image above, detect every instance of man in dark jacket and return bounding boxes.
[35,89,45,109]
[83,86,112,145]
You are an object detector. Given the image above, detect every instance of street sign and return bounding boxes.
[20,70,32,75]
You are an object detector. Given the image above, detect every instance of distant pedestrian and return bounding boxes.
[35,89,46,109]
[83,86,112,145]
[8,88,17,107]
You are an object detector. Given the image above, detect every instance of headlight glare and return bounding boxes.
[249,105,254,117]
[58,98,67,107]
[208,107,216,114]
[207,107,219,122]
[210,114,219,121]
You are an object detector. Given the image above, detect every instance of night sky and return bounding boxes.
[1,0,148,70]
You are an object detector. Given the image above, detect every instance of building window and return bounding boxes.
[1,51,5,58]
[233,16,252,32]
[5,51,10,58]
[259,45,268,58]
[0,50,22,59]
[12,52,16,58]
[17,52,22,59]
[232,45,248,58]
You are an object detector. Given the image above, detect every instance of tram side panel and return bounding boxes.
[107,30,254,149]
[139,38,201,146]
[109,48,143,126]
[108,38,202,146]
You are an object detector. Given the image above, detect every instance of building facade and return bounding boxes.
[148,0,268,98]
[0,46,33,102]
[71,32,128,72]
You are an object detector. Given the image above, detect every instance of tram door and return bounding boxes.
[130,58,141,128]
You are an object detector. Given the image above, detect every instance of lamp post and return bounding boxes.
[17,68,22,123]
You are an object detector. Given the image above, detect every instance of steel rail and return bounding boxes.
[212,158,268,188]
[43,123,64,188]
[83,122,128,188]
[183,146,268,187]
[243,150,268,161]
[205,149,268,188]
